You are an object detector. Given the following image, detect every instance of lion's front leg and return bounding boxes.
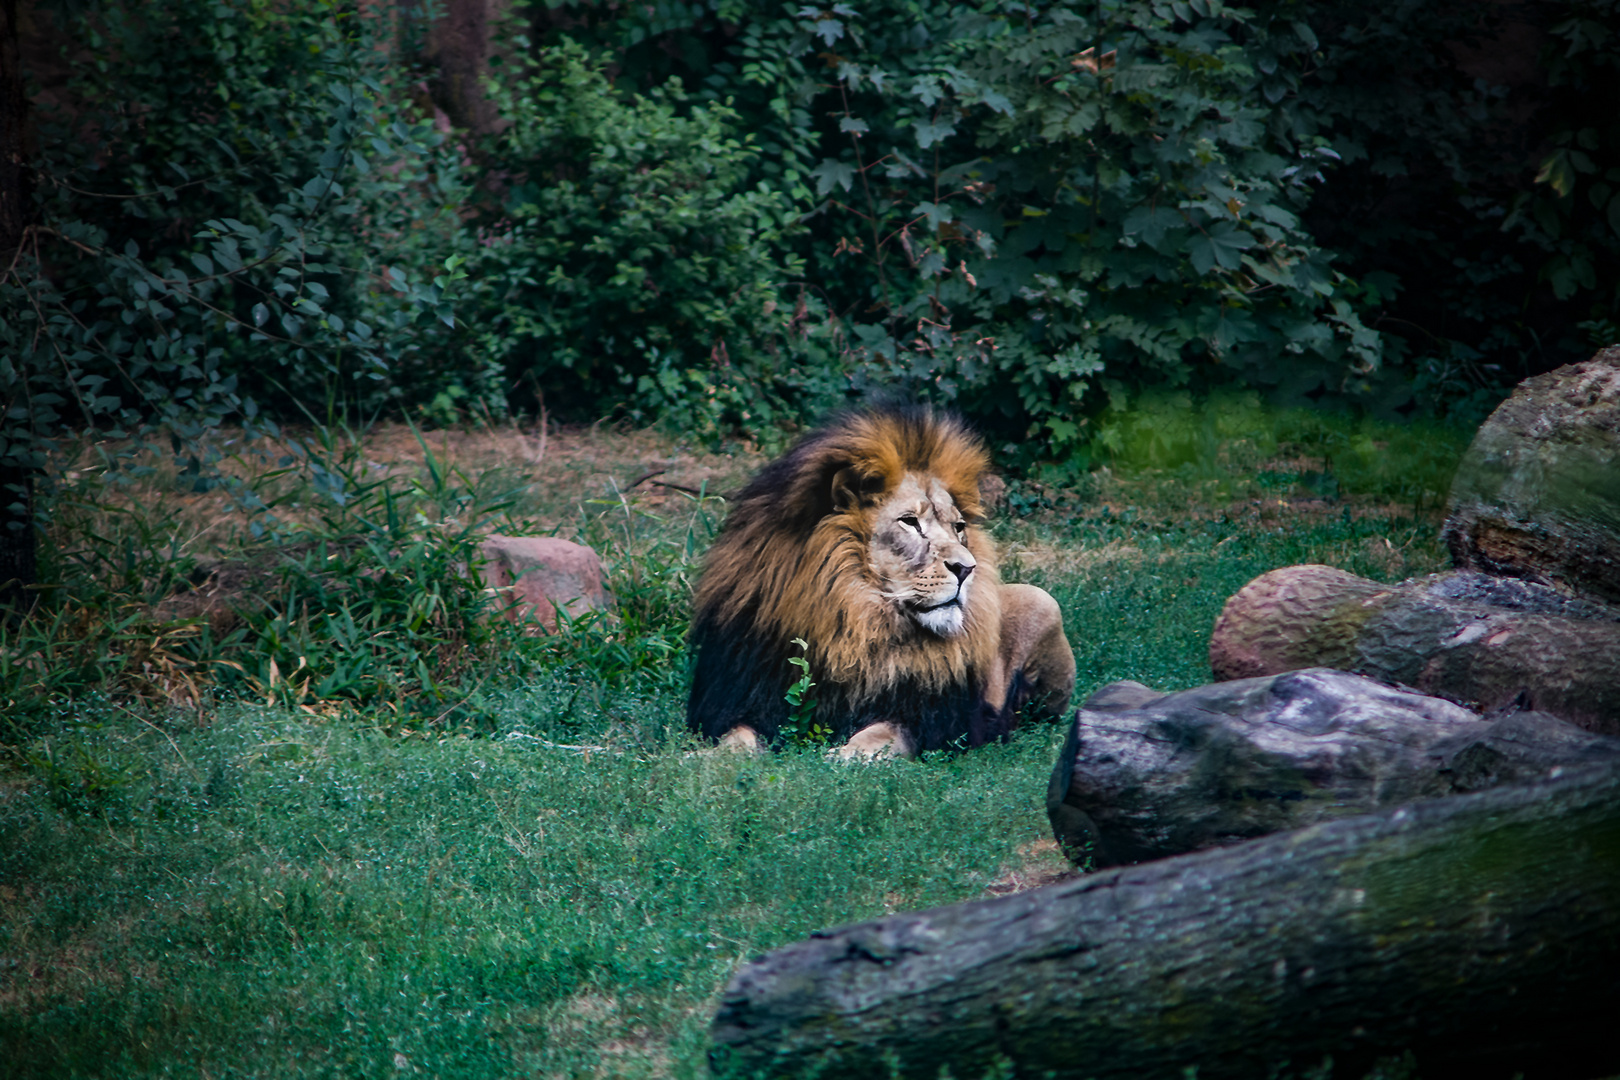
[833,722,918,761]
[987,582,1077,722]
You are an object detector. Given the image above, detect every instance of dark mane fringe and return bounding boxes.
[686,405,1002,750]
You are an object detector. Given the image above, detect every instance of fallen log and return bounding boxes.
[1442,347,1620,605]
[1208,566,1620,733]
[710,762,1620,1080]
[1046,667,1620,866]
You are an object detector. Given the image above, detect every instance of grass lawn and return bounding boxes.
[0,419,1454,1078]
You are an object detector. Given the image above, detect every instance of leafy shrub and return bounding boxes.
[19,0,1583,479]
[235,427,513,724]
[525,0,1617,453]
[456,41,816,438]
[5,0,467,462]
[550,0,1389,462]
[846,5,1375,427]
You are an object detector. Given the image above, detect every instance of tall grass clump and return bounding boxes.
[0,421,714,752]
[526,479,724,700]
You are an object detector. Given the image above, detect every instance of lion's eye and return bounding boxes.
[899,514,922,532]
[953,520,967,535]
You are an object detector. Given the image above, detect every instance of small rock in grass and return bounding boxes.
[480,535,612,632]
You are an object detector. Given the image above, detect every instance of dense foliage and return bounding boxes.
[462,41,811,439]
[527,0,1619,444]
[1,0,465,480]
[5,0,1616,474]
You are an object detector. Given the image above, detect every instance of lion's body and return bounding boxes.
[687,407,1075,753]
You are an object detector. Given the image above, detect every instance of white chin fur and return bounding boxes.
[914,602,966,637]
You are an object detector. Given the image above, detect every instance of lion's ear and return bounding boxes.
[830,467,861,511]
[830,466,885,511]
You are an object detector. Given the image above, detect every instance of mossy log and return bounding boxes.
[1208,566,1620,733]
[1047,667,1620,866]
[1442,348,1620,604]
[710,763,1620,1080]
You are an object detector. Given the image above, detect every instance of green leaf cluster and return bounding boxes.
[533,0,1617,453]
[446,41,817,438]
[546,0,1387,457]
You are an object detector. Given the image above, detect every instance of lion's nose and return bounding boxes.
[945,558,974,585]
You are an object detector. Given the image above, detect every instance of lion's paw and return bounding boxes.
[702,725,765,756]
[832,722,917,762]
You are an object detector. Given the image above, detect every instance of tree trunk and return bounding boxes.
[0,461,35,613]
[422,0,505,134]
[1442,348,1620,605]
[710,763,1620,1080]
[1046,667,1620,866]
[1207,565,1620,733]
[0,0,36,614]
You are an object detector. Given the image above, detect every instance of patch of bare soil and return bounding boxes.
[983,838,1077,896]
[55,420,766,545]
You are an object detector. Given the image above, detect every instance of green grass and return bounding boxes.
[1,691,1069,1078]
[0,421,1455,1078]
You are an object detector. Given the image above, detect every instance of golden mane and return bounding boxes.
[688,406,1003,747]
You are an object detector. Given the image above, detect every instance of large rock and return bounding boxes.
[1047,667,1620,866]
[478,535,612,631]
[1442,347,1620,604]
[1208,564,1620,733]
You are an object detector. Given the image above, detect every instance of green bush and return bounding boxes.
[803,3,1379,443]
[525,0,1616,451]
[5,0,467,456]
[457,41,816,438]
[18,0,1579,475]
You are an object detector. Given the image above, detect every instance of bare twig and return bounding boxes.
[627,468,667,490]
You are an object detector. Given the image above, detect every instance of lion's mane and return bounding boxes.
[687,406,1007,750]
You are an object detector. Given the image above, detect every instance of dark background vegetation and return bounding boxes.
[4,0,1617,491]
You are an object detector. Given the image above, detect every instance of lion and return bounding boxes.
[686,405,1076,758]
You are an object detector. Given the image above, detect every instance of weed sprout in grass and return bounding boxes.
[780,636,831,748]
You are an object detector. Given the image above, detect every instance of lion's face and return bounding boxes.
[866,473,977,638]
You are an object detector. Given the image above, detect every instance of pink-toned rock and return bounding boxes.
[479,535,612,632]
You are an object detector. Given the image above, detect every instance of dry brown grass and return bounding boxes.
[983,838,1076,896]
[48,419,768,558]
[0,885,160,1012]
